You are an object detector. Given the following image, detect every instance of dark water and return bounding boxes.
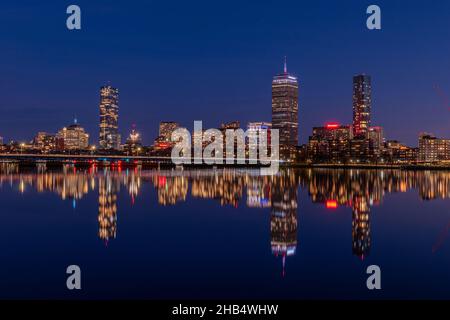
[1,164,450,299]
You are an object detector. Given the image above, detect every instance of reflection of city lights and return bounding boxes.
[5,166,450,263]
[158,176,167,187]
[326,200,338,209]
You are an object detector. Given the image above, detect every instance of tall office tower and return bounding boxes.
[272,58,299,161]
[99,85,120,149]
[352,74,372,138]
[159,121,180,142]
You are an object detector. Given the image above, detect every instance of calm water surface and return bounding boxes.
[1,164,450,299]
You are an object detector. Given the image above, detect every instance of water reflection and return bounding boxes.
[270,174,298,276]
[2,164,450,269]
[98,173,119,242]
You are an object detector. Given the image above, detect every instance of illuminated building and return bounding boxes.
[159,121,180,142]
[152,121,180,154]
[247,122,272,160]
[220,121,240,131]
[368,126,384,157]
[219,121,241,160]
[33,132,56,153]
[153,136,173,151]
[55,121,89,151]
[0,136,3,145]
[124,125,142,154]
[349,138,370,162]
[385,140,417,163]
[99,85,120,150]
[190,129,209,155]
[307,123,352,162]
[311,123,353,141]
[352,74,372,138]
[418,133,450,162]
[127,127,141,145]
[272,58,299,161]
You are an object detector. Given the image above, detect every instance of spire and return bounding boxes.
[74,115,78,125]
[284,56,287,74]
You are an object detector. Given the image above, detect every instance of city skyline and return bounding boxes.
[0,1,448,146]
[0,67,446,156]
[2,0,450,306]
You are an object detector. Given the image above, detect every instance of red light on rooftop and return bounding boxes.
[326,123,340,129]
[326,200,338,209]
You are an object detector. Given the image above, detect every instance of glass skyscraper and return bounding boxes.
[99,85,120,149]
[352,74,372,138]
[271,59,299,161]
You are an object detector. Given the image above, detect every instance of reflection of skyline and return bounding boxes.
[3,165,450,261]
[98,173,119,243]
[352,195,370,259]
[270,173,298,277]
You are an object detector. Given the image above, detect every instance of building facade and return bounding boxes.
[418,133,450,162]
[33,132,56,153]
[247,122,272,160]
[56,123,89,151]
[272,59,299,161]
[99,85,120,150]
[159,121,180,142]
[307,123,352,163]
[352,75,372,138]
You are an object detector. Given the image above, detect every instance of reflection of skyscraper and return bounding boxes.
[352,75,372,138]
[155,175,188,205]
[246,176,271,208]
[272,58,299,161]
[270,172,298,276]
[99,85,120,149]
[352,195,371,259]
[98,173,118,242]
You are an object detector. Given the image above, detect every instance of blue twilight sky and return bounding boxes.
[0,0,448,146]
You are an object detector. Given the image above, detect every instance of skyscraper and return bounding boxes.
[99,85,120,149]
[159,121,180,142]
[272,58,299,161]
[352,74,372,138]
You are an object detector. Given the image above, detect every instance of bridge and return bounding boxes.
[0,153,173,168]
[0,153,272,168]
[0,153,172,161]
